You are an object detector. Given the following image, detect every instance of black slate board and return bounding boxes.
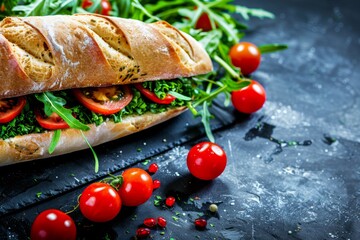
[1,0,360,239]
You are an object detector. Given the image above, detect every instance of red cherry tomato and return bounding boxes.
[229,42,261,75]
[0,96,26,124]
[231,80,266,114]
[35,110,70,130]
[118,168,153,206]
[187,142,227,180]
[134,83,176,105]
[79,182,122,222]
[73,85,133,115]
[81,0,112,15]
[157,216,167,228]
[148,163,159,174]
[30,209,76,240]
[195,12,213,31]
[165,196,176,207]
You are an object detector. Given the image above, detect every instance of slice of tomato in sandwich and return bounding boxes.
[73,85,133,115]
[0,96,27,124]
[35,110,70,130]
[134,83,176,105]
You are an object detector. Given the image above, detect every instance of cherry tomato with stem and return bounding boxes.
[79,182,122,222]
[187,142,227,180]
[73,85,133,115]
[0,96,26,124]
[231,80,266,114]
[134,83,176,105]
[117,168,153,207]
[229,42,261,76]
[30,209,76,240]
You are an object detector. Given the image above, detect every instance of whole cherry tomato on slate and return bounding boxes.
[79,182,122,222]
[231,80,266,114]
[229,42,261,75]
[118,168,153,206]
[187,142,227,180]
[30,209,76,240]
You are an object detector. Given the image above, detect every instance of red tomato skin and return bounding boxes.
[79,182,121,222]
[134,84,176,105]
[0,96,26,124]
[195,13,213,31]
[231,80,266,114]
[35,111,70,130]
[100,0,111,15]
[229,42,261,75]
[118,168,153,207]
[81,0,111,15]
[30,209,76,240]
[187,142,227,180]
[73,85,133,115]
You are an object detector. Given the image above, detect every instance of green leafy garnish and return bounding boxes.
[35,92,90,131]
[48,129,61,154]
[168,91,192,101]
[81,130,99,173]
[258,43,288,54]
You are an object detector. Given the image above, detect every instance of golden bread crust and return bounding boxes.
[0,14,212,98]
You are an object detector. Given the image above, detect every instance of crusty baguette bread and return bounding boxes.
[0,14,212,99]
[0,106,186,166]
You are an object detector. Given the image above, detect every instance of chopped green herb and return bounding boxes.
[172,216,179,222]
[142,159,150,165]
[36,192,42,198]
[154,199,161,206]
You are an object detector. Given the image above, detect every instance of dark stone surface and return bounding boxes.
[1,0,360,239]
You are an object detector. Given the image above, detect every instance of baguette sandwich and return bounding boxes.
[0,14,212,166]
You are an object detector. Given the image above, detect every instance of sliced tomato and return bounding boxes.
[73,85,133,115]
[134,83,176,105]
[0,96,27,124]
[35,110,70,130]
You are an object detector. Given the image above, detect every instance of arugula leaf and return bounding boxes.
[200,102,214,143]
[48,129,61,154]
[233,6,274,20]
[258,43,288,54]
[35,92,90,131]
[81,131,99,173]
[168,91,192,101]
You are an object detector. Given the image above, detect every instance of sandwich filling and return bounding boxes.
[0,78,195,140]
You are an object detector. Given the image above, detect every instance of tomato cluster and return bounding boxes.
[229,42,267,114]
[30,167,154,239]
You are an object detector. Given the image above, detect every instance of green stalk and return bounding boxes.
[213,54,240,79]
